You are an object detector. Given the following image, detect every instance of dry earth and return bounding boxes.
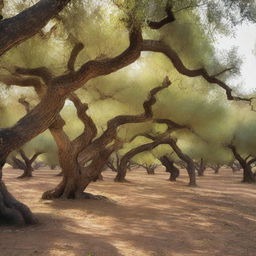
[1,167,256,256]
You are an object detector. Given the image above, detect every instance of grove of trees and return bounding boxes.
[0,0,256,226]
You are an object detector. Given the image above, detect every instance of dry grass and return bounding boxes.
[1,167,256,256]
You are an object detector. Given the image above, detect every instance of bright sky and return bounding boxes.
[216,23,256,95]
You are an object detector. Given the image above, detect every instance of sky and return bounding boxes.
[216,23,256,95]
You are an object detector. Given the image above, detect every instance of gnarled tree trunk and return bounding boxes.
[0,164,37,225]
[229,145,256,183]
[159,156,180,181]
[115,141,163,182]
[15,150,43,179]
[42,146,115,199]
[167,139,196,186]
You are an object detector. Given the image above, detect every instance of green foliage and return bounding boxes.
[132,151,160,166]
[0,0,255,168]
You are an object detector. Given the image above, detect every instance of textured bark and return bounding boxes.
[0,26,143,217]
[0,0,70,56]
[78,77,171,166]
[0,178,37,225]
[0,0,70,223]
[0,3,173,224]
[43,79,170,198]
[42,146,116,199]
[0,25,143,163]
[160,156,180,181]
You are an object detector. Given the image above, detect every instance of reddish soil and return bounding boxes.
[1,167,256,256]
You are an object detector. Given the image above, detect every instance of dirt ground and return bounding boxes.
[1,167,256,256]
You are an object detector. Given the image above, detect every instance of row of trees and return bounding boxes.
[0,0,255,225]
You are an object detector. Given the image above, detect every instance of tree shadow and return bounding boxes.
[0,212,121,256]
[2,168,256,256]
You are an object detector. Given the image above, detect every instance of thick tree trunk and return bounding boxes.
[42,77,168,197]
[42,166,105,200]
[0,0,70,226]
[0,164,37,225]
[167,139,196,186]
[42,144,114,199]
[17,166,33,179]
[160,156,179,181]
[242,166,255,183]
[229,145,256,183]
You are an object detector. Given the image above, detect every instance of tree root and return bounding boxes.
[0,181,37,225]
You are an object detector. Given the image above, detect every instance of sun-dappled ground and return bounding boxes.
[1,167,256,256]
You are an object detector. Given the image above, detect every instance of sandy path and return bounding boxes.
[0,167,256,256]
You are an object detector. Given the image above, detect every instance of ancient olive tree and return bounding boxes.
[0,0,255,225]
[0,0,71,225]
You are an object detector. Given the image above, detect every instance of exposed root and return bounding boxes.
[0,181,37,225]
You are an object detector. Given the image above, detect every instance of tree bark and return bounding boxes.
[0,3,179,224]
[10,150,43,179]
[242,166,255,183]
[160,156,180,181]
[0,0,70,56]
[167,139,196,186]
[0,0,71,226]
[42,146,115,199]
[229,145,256,183]
[0,175,37,225]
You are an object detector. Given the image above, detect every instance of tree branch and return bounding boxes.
[15,67,52,85]
[78,77,171,165]
[67,42,84,72]
[68,93,97,153]
[0,74,43,89]
[0,0,70,56]
[142,40,252,102]
[228,144,245,166]
[147,4,175,29]
[52,26,143,94]
[29,152,44,164]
